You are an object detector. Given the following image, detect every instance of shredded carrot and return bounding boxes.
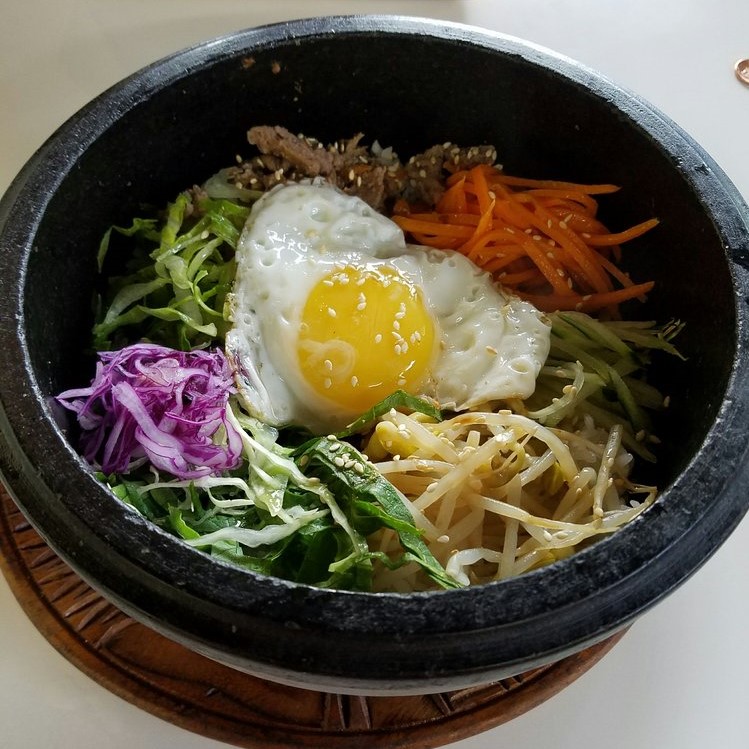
[392,163,657,315]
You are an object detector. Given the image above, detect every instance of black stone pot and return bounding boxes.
[1,16,748,694]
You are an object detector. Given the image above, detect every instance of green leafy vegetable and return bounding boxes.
[294,435,461,590]
[336,390,442,438]
[93,194,252,351]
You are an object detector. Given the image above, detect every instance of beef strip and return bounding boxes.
[223,126,498,211]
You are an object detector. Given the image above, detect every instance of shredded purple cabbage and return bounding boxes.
[57,343,243,479]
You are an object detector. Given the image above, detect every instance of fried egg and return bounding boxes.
[225,180,551,434]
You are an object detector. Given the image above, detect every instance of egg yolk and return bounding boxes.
[297,265,436,414]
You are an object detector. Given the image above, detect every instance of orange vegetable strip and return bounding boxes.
[509,231,575,296]
[489,173,621,195]
[550,209,608,234]
[519,195,613,293]
[401,165,656,316]
[470,165,494,215]
[407,212,480,226]
[521,188,600,215]
[596,254,644,295]
[392,216,475,239]
[439,176,468,213]
[522,281,655,313]
[462,202,496,254]
[469,241,530,270]
[584,218,660,246]
[484,253,531,274]
[492,198,534,229]
[410,233,462,250]
[490,193,610,293]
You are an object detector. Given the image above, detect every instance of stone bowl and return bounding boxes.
[1,16,748,694]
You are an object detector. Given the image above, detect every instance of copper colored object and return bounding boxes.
[0,485,624,749]
[735,58,749,85]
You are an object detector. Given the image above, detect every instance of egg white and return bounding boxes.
[225,180,551,433]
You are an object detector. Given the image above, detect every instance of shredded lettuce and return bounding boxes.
[93,194,251,351]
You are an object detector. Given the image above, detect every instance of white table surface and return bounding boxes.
[2,2,749,748]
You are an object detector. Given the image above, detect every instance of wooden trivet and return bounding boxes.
[0,486,623,748]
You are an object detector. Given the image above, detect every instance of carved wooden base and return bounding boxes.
[0,486,624,748]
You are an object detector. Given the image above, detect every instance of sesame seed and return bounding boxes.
[394,344,402,355]
[351,376,359,387]
[533,234,542,241]
[328,442,341,452]
[663,395,671,408]
[426,482,437,492]
[327,307,337,317]
[356,301,367,311]
[567,277,573,288]
[324,359,333,371]
[547,219,553,228]
[582,232,591,239]
[393,320,400,331]
[437,534,450,543]
[200,230,210,240]
[559,221,568,230]
[582,294,592,301]
[348,169,355,181]
[397,377,406,386]
[353,462,365,474]
[333,456,345,467]
[324,378,332,389]
[556,268,565,277]
[374,333,382,344]
[323,279,334,286]
[486,345,498,355]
